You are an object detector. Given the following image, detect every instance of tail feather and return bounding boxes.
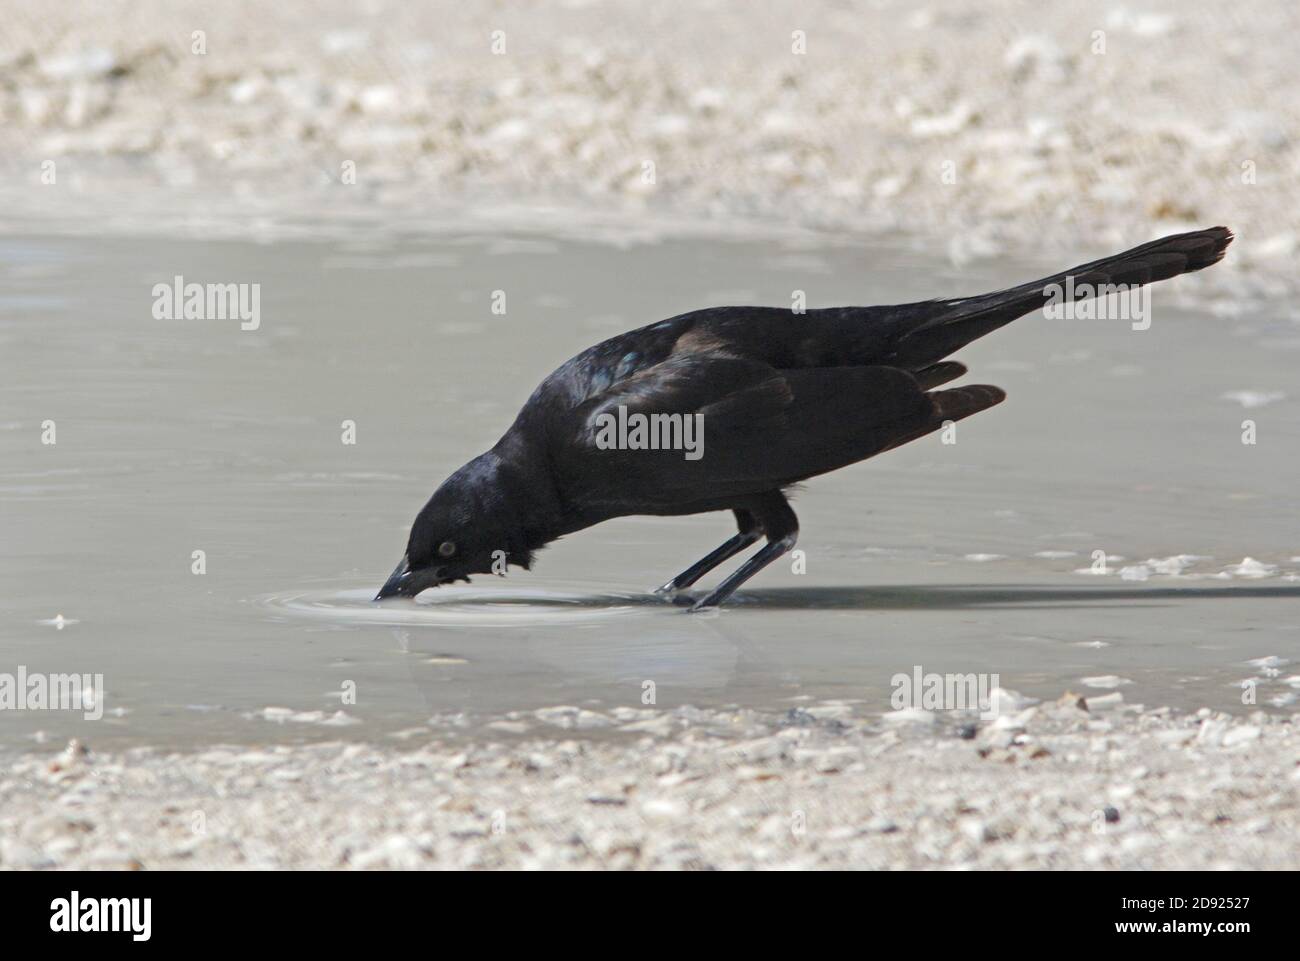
[893,226,1233,368]
[929,384,1007,422]
[913,360,967,389]
[875,384,1007,456]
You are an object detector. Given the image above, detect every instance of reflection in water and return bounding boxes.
[262,582,1300,625]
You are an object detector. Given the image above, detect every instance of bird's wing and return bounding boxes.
[558,227,1234,391]
[560,347,1003,509]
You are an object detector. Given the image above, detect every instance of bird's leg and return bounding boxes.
[691,493,798,611]
[655,510,759,594]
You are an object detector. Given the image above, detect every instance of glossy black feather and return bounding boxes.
[378,227,1232,605]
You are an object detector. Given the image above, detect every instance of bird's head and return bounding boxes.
[374,455,533,600]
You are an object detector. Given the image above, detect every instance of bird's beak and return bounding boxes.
[374,554,414,600]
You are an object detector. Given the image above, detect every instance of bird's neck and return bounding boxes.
[474,440,569,560]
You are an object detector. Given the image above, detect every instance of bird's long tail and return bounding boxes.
[894,226,1233,366]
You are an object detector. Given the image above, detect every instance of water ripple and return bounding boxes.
[258,586,665,626]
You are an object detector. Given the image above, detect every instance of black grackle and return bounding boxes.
[376,227,1232,610]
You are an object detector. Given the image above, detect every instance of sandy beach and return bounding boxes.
[2,1,1299,871]
[2,1,1297,290]
[5,696,1299,870]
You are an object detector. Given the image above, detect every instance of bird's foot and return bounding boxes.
[651,587,702,609]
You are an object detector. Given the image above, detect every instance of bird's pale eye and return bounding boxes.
[437,541,456,558]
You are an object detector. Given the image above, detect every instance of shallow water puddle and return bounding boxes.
[2,229,1298,748]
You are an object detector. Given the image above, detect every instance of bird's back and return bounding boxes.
[526,225,1232,415]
